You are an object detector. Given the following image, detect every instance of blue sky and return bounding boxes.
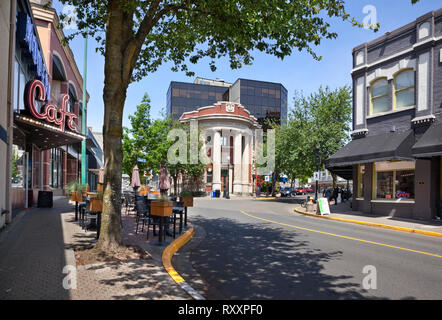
[53,0,440,133]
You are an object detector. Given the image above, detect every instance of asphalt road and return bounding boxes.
[174,197,442,300]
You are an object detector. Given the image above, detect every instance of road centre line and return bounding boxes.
[240,210,442,259]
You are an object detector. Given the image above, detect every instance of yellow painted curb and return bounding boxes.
[294,207,442,238]
[255,197,277,200]
[162,223,204,299]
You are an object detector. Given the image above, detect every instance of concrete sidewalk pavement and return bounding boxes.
[294,201,442,237]
[0,198,190,300]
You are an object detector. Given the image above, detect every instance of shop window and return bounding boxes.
[394,69,415,109]
[206,170,213,183]
[18,64,27,111]
[370,78,389,115]
[50,148,63,188]
[13,59,20,111]
[11,145,25,189]
[374,161,415,200]
[32,147,41,189]
[357,165,365,198]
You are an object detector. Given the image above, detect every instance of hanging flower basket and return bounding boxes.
[150,200,173,217]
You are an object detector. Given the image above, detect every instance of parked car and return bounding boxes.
[295,187,306,195]
[306,187,314,193]
[280,187,294,197]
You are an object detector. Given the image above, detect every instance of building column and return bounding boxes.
[242,134,251,194]
[233,131,242,194]
[212,130,221,191]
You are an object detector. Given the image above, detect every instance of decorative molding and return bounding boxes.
[366,58,416,85]
[411,114,435,125]
[418,21,431,40]
[417,52,430,112]
[351,35,442,74]
[351,128,369,139]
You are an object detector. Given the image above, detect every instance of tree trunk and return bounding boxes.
[94,1,132,253]
[332,173,338,189]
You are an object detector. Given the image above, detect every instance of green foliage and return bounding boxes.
[267,86,352,185]
[58,0,371,82]
[122,93,207,193]
[122,93,173,178]
[12,152,20,180]
[65,181,84,194]
[180,191,192,197]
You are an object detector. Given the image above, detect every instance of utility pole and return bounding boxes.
[81,27,88,186]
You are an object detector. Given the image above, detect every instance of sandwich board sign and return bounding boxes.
[317,198,330,215]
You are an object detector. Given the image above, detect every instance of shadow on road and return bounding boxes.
[186,214,391,300]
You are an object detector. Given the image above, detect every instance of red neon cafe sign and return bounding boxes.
[25,79,77,132]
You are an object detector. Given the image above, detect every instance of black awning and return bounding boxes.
[412,122,442,158]
[14,114,85,150]
[326,166,353,181]
[325,130,415,168]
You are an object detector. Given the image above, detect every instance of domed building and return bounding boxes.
[179,101,261,196]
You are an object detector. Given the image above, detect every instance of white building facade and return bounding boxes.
[179,101,261,196]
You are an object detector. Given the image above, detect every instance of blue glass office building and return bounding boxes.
[166,77,287,127]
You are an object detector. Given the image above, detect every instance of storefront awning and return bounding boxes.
[412,122,442,158]
[326,130,415,168]
[14,114,85,150]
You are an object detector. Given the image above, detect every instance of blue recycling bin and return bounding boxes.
[212,190,216,198]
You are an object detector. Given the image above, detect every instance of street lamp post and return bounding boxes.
[223,155,230,199]
[226,156,230,199]
[315,147,320,202]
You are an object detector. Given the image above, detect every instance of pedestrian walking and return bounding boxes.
[332,187,339,205]
[324,187,331,204]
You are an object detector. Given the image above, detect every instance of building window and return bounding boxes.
[374,161,415,200]
[394,69,415,109]
[50,148,63,188]
[13,57,28,111]
[370,78,389,115]
[357,165,365,198]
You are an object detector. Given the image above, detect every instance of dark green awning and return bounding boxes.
[412,122,442,158]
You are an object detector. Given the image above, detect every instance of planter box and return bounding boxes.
[70,192,82,202]
[89,199,103,212]
[181,196,194,207]
[151,201,173,217]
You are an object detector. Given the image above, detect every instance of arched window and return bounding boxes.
[394,69,415,109]
[370,78,389,115]
[69,84,77,113]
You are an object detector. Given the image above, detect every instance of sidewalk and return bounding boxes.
[0,198,190,300]
[294,201,442,237]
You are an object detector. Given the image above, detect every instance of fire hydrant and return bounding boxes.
[306,197,315,212]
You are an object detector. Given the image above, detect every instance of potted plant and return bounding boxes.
[89,190,104,212]
[150,194,173,216]
[65,181,84,202]
[180,191,194,207]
